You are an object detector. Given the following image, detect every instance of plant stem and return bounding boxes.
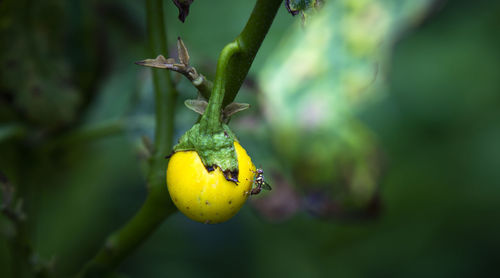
[200,41,239,132]
[190,72,213,100]
[75,0,177,276]
[221,0,283,107]
[200,0,283,131]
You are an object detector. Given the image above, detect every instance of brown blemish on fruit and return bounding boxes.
[223,169,239,183]
[205,165,215,172]
[228,200,232,204]
[205,201,210,205]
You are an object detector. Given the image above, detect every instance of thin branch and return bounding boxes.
[75,0,177,276]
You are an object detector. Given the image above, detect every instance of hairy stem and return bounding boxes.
[76,0,177,276]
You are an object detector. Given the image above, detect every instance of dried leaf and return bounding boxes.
[223,102,250,119]
[177,37,190,65]
[184,99,208,115]
[135,55,184,71]
[135,55,171,68]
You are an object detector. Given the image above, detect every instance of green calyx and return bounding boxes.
[173,123,239,182]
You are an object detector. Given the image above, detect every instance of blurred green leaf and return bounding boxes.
[258,0,434,216]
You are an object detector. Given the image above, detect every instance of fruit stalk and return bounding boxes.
[201,0,283,132]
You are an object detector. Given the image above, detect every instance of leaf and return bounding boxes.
[177,37,190,65]
[135,55,181,70]
[184,99,208,115]
[172,0,194,23]
[222,102,250,119]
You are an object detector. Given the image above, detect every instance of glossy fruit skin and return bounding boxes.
[167,141,256,224]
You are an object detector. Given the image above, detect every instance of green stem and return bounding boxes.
[75,0,177,276]
[190,72,213,100]
[200,0,282,132]
[200,41,239,133]
[76,194,176,276]
[221,0,283,106]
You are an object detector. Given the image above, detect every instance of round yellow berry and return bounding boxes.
[166,141,256,224]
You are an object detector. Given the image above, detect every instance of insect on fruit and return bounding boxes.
[250,168,272,195]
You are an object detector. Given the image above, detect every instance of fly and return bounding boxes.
[250,168,272,195]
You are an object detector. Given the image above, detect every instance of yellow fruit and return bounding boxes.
[166,141,256,224]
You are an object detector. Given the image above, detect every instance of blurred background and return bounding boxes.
[1,0,500,277]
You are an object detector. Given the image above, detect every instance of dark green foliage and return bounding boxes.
[0,0,82,128]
